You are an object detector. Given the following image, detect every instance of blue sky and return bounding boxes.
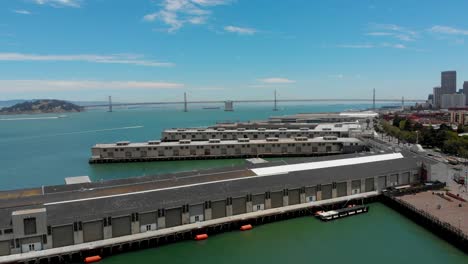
[1,0,468,102]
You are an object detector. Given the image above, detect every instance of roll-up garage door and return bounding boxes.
[211,200,226,219]
[321,184,332,200]
[83,220,103,242]
[410,172,419,183]
[378,176,386,191]
[271,191,283,208]
[52,225,74,247]
[139,212,157,226]
[288,189,300,205]
[232,197,246,215]
[166,208,182,228]
[400,172,410,185]
[365,178,375,192]
[252,194,265,206]
[112,216,131,238]
[337,182,347,197]
[0,241,10,256]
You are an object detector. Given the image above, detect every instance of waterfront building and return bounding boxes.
[441,71,457,94]
[0,151,429,260]
[441,93,466,109]
[89,136,365,164]
[268,112,377,124]
[449,108,468,125]
[161,123,362,142]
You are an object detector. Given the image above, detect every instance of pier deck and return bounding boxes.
[397,191,468,235]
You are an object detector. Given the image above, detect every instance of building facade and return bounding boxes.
[441,93,466,109]
[433,87,442,108]
[441,71,457,94]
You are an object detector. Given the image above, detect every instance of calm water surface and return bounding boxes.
[0,103,466,263]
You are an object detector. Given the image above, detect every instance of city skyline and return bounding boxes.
[1,0,468,102]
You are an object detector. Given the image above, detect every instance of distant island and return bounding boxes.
[0,99,83,115]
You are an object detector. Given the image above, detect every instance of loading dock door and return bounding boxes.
[337,182,348,197]
[83,220,103,242]
[112,216,131,238]
[0,241,9,256]
[365,178,375,192]
[232,197,247,215]
[211,200,226,219]
[400,172,410,185]
[52,225,74,247]
[140,212,157,232]
[321,184,333,200]
[378,176,386,191]
[165,208,182,228]
[271,191,283,208]
[288,189,300,205]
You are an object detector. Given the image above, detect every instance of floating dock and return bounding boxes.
[316,205,369,221]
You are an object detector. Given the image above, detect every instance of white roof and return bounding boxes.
[65,176,91,185]
[251,153,404,176]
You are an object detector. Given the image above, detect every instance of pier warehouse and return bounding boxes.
[162,123,362,142]
[89,136,364,164]
[0,152,425,261]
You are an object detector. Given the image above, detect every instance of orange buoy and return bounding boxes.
[240,224,253,231]
[84,255,102,263]
[195,234,208,240]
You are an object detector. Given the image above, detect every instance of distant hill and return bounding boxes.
[0,99,83,114]
[0,100,28,108]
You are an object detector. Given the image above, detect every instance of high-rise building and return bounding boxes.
[464,81,468,106]
[441,71,457,93]
[433,86,442,108]
[441,93,465,109]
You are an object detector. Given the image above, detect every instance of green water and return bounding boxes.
[0,103,466,262]
[102,204,466,264]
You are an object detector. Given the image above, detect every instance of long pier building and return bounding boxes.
[162,123,362,142]
[89,136,365,164]
[0,151,427,262]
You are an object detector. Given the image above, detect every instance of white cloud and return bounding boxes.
[0,53,174,67]
[337,44,374,49]
[381,43,406,49]
[0,80,183,93]
[367,23,418,42]
[13,10,32,15]
[32,0,82,8]
[328,74,344,79]
[428,25,468,35]
[143,0,232,32]
[259,78,296,84]
[224,26,256,35]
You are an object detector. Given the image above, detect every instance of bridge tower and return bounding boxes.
[372,88,375,110]
[224,101,234,111]
[108,96,112,112]
[183,92,188,112]
[273,90,278,111]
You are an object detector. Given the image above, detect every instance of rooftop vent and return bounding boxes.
[116,141,130,146]
[323,136,338,140]
[300,127,309,131]
[266,137,279,142]
[177,128,186,132]
[238,138,250,142]
[237,128,246,131]
[209,138,221,143]
[197,128,206,132]
[258,128,266,131]
[217,128,226,131]
[179,139,191,144]
[294,137,308,141]
[148,140,161,145]
[279,127,287,131]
